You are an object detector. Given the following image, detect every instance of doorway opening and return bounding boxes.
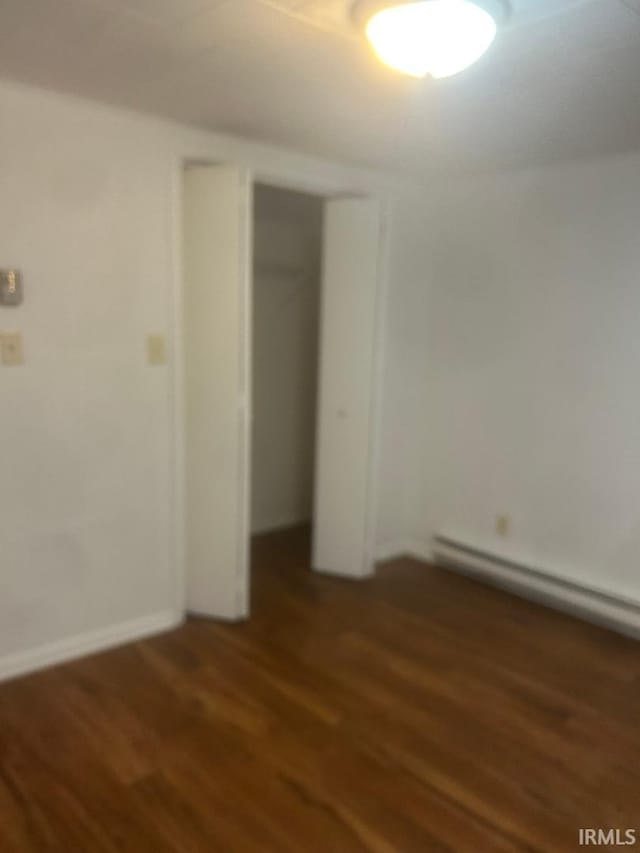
[250,183,324,579]
[181,162,384,622]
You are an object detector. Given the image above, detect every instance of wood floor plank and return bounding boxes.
[1,524,639,851]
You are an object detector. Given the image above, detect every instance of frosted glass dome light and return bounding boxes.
[355,0,506,79]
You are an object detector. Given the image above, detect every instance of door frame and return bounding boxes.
[169,156,392,621]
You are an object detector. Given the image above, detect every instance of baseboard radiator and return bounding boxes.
[432,535,640,640]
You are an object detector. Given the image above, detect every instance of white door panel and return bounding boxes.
[313,198,382,578]
[182,165,251,619]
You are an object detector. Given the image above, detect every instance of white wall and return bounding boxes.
[404,151,640,603]
[0,77,408,678]
[0,82,179,673]
[9,68,637,670]
[251,186,321,534]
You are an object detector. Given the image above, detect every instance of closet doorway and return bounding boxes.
[250,184,322,567]
[181,164,385,621]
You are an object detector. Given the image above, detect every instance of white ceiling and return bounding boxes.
[2,0,640,177]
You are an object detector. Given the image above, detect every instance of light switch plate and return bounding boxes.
[147,334,167,366]
[0,271,23,306]
[1,332,24,366]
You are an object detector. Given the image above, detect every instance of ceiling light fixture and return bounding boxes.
[353,0,509,79]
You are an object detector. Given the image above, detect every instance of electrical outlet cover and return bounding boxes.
[496,515,510,537]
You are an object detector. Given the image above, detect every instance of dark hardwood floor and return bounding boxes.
[1,526,640,851]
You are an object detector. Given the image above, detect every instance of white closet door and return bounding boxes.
[313,198,383,578]
[182,165,251,619]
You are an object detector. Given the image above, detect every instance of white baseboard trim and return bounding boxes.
[0,610,182,684]
[433,536,640,641]
[376,540,434,563]
[314,565,375,581]
[375,540,407,562]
